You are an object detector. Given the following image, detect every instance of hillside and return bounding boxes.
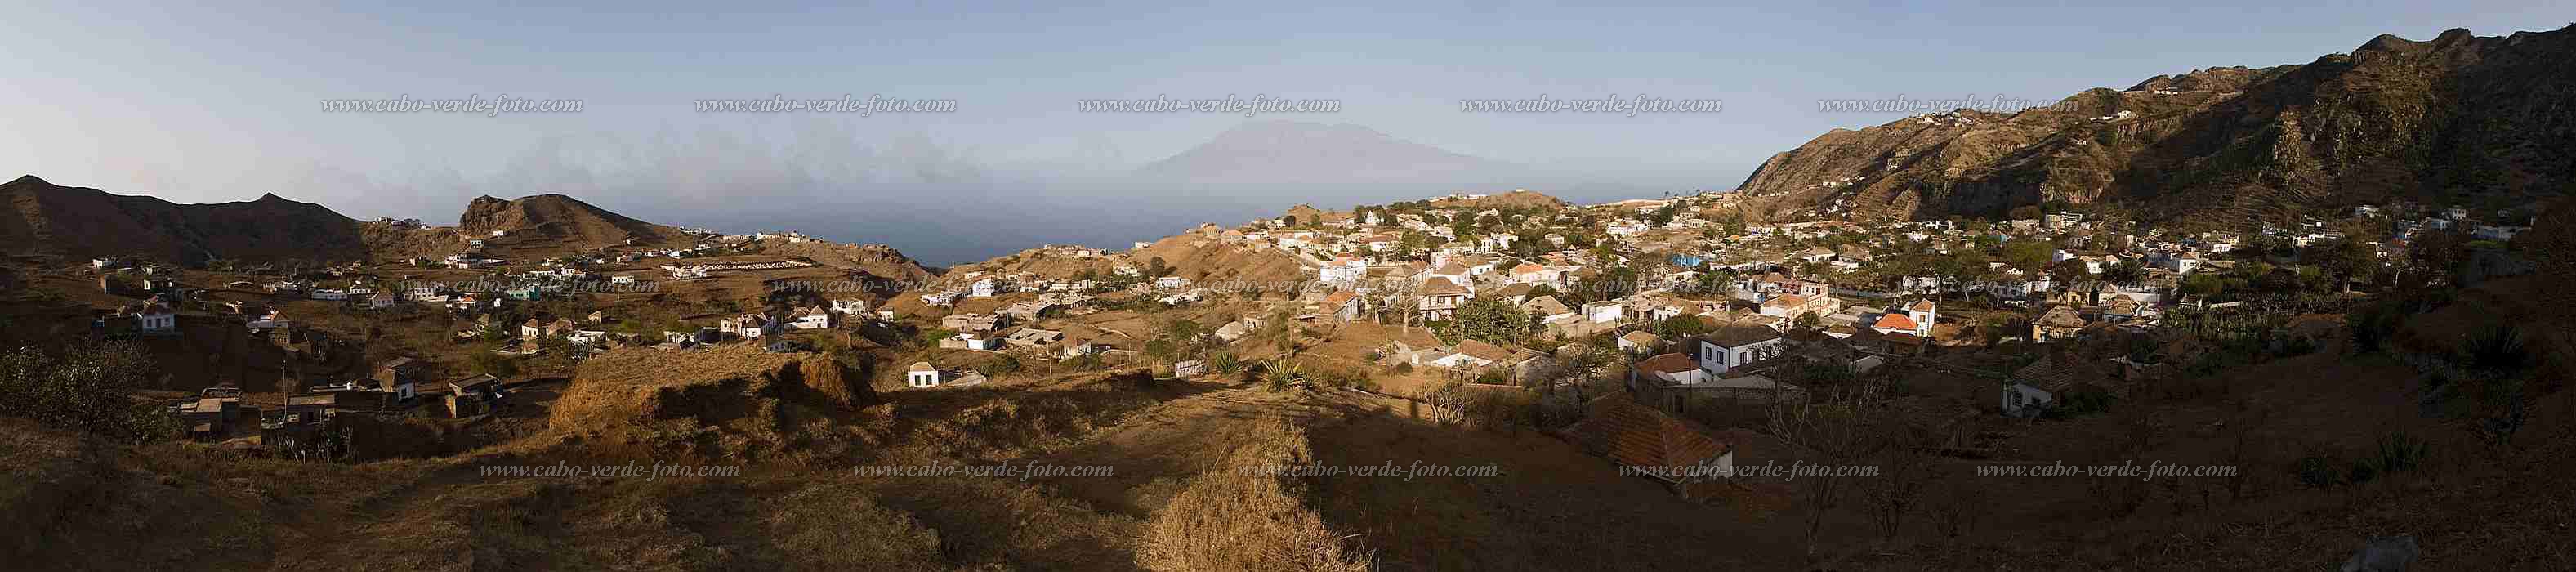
[459,194,692,252]
[755,240,940,284]
[1427,189,1570,211]
[1738,27,2576,228]
[0,176,373,264]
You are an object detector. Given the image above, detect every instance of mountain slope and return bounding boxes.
[1136,120,1526,187]
[1738,27,2576,228]
[0,175,371,263]
[460,194,691,251]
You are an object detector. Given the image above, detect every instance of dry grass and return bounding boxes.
[1139,418,1373,572]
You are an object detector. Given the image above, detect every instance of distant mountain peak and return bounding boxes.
[1136,120,1523,188]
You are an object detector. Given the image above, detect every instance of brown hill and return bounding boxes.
[756,240,939,284]
[1738,27,2576,229]
[0,175,372,264]
[459,194,690,251]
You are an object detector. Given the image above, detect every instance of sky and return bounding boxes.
[1,1,2565,262]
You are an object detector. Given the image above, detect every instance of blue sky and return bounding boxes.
[1,1,2564,244]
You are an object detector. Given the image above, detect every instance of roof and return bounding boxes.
[1520,295,1571,315]
[1703,323,1781,348]
[1421,276,1470,296]
[1762,294,1810,309]
[1568,395,1730,482]
[1873,313,1919,331]
[1620,330,1662,345]
[2013,352,2104,393]
[1702,374,1796,391]
[450,374,498,390]
[2036,305,2089,328]
[907,361,937,372]
[1511,262,1547,274]
[1909,299,1936,312]
[1453,339,1515,362]
[1635,352,1698,374]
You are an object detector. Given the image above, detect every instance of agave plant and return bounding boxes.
[2460,324,2533,379]
[1262,360,1305,392]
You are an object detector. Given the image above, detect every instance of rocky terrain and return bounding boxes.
[1738,27,2576,229]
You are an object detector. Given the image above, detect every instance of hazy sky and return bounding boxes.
[2,1,2564,232]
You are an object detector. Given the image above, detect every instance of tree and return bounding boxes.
[1653,315,1710,339]
[1766,375,1897,565]
[1567,265,1641,305]
[0,342,176,443]
[1384,284,1422,333]
[1999,238,2054,275]
[2101,258,2147,286]
[987,355,1023,379]
[1254,306,1297,352]
[1398,231,1434,258]
[2311,237,2378,292]
[468,351,520,378]
[2048,261,2093,293]
[1452,297,1533,346]
[1144,338,1181,363]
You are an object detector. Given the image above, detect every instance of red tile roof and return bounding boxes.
[1635,352,1698,374]
[1571,395,1730,484]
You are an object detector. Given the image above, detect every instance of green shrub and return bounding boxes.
[2291,449,2342,489]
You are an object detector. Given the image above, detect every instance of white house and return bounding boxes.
[1629,352,1708,387]
[1426,340,1513,371]
[940,332,998,351]
[830,298,869,315]
[1318,256,1367,287]
[1694,325,1784,375]
[906,362,944,387]
[920,291,961,307]
[1879,299,1934,337]
[310,289,350,302]
[1582,301,1625,324]
[1617,331,1663,354]
[725,314,777,339]
[971,279,998,297]
[134,302,178,334]
[2002,354,2095,418]
[789,306,833,330]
